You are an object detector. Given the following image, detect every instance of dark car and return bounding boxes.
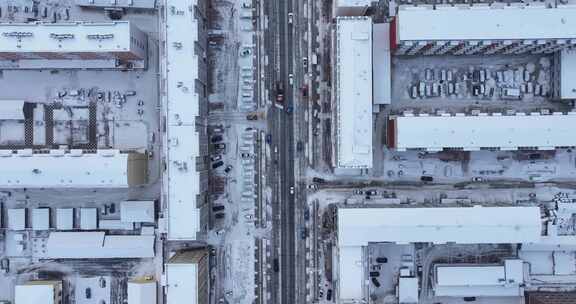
[212,161,224,169]
[211,135,223,143]
[286,106,293,114]
[297,141,303,152]
[369,271,380,277]
[246,113,258,120]
[212,205,225,212]
[463,297,477,302]
[371,277,381,288]
[376,257,388,263]
[312,177,325,183]
[214,213,225,219]
[300,228,308,239]
[366,190,378,196]
[85,288,92,299]
[420,175,434,182]
[273,258,280,272]
[326,289,332,301]
[224,165,233,174]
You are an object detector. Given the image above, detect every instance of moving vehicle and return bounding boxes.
[276,82,284,104]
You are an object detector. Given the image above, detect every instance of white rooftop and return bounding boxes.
[338,246,365,300]
[120,200,155,223]
[337,0,373,6]
[32,208,50,231]
[0,22,134,53]
[397,6,576,41]
[338,206,542,246]
[80,208,98,230]
[44,232,154,259]
[399,277,419,304]
[335,17,373,168]
[435,260,524,297]
[0,100,25,120]
[128,281,157,304]
[75,0,156,8]
[56,208,74,230]
[163,0,201,240]
[166,263,198,304]
[560,49,576,99]
[8,208,26,230]
[15,284,55,304]
[0,150,133,188]
[393,113,576,151]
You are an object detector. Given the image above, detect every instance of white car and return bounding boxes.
[289,186,295,195]
[288,74,294,86]
[288,12,293,24]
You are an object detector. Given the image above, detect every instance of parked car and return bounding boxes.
[214,213,225,219]
[273,258,280,272]
[212,205,225,212]
[326,289,333,301]
[241,152,251,158]
[365,190,378,196]
[211,135,223,143]
[212,161,224,169]
[371,277,381,288]
[266,134,272,143]
[312,177,325,183]
[224,165,233,174]
[85,288,92,299]
[300,228,308,239]
[353,189,364,195]
[420,175,434,182]
[213,143,226,150]
[289,186,295,195]
[296,141,303,151]
[308,184,318,190]
[246,113,259,120]
[369,271,380,277]
[376,257,388,263]
[471,176,485,182]
[211,155,222,162]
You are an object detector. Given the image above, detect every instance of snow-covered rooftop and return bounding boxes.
[0,100,25,120]
[0,21,137,53]
[15,284,56,304]
[338,246,365,301]
[338,206,542,246]
[128,281,157,304]
[435,260,524,297]
[166,263,198,304]
[0,150,140,188]
[392,113,576,151]
[120,200,155,223]
[399,277,419,303]
[397,6,576,41]
[335,17,373,168]
[337,0,372,6]
[163,0,201,240]
[373,23,391,105]
[560,49,576,99]
[75,0,156,8]
[43,232,155,259]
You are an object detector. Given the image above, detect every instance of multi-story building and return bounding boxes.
[15,280,63,304]
[0,21,147,68]
[336,206,542,303]
[0,149,147,188]
[387,112,576,151]
[165,249,209,304]
[161,0,208,241]
[333,16,373,172]
[393,5,576,56]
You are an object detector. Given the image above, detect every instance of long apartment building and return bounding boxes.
[388,112,576,151]
[161,0,208,241]
[394,5,576,56]
[0,21,147,68]
[333,16,373,171]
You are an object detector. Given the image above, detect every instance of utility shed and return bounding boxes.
[80,208,97,230]
[56,208,74,230]
[434,259,525,297]
[0,150,147,188]
[127,280,157,304]
[32,208,50,230]
[335,17,373,169]
[44,232,154,258]
[8,208,26,230]
[388,113,576,151]
[337,206,542,246]
[120,200,155,223]
[372,23,391,105]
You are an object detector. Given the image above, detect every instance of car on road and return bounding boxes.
[211,155,222,162]
[289,186,295,195]
[246,113,258,120]
[371,277,381,288]
[288,73,294,86]
[213,143,226,150]
[312,177,325,183]
[326,289,333,301]
[420,175,434,182]
[369,271,380,277]
[353,189,364,195]
[288,12,293,24]
[214,213,225,219]
[296,141,303,152]
[304,209,310,221]
[302,57,308,69]
[471,176,485,182]
[376,257,388,263]
[286,106,293,114]
[216,229,225,235]
[308,184,318,190]
[224,165,233,174]
[273,258,280,272]
[212,205,225,212]
[212,161,224,169]
[244,214,253,220]
[212,127,223,134]
[85,288,92,299]
[300,228,308,239]
[210,135,223,143]
[241,152,251,158]
[365,190,378,196]
[99,277,106,288]
[266,134,272,143]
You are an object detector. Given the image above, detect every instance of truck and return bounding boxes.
[276,81,284,105]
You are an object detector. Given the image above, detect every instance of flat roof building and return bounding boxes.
[75,0,156,9]
[373,23,392,105]
[43,232,154,259]
[335,0,372,16]
[334,17,373,170]
[336,206,541,303]
[388,112,576,151]
[56,208,74,230]
[162,0,208,241]
[165,249,209,304]
[32,208,50,230]
[434,260,524,297]
[0,149,147,188]
[8,208,26,230]
[120,200,155,223]
[128,280,157,304]
[553,49,576,100]
[0,21,147,69]
[15,281,63,304]
[394,5,576,56]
